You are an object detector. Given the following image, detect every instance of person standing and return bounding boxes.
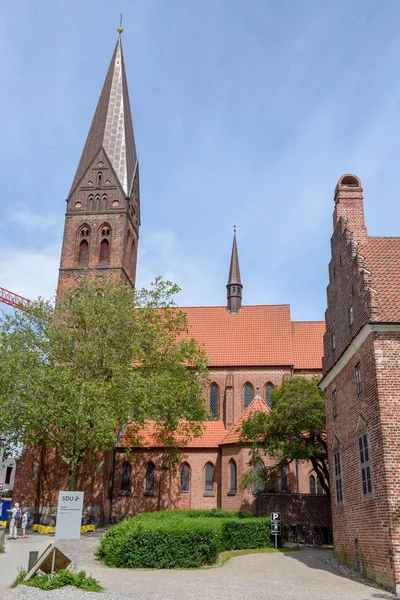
[21,511,28,539]
[7,502,21,540]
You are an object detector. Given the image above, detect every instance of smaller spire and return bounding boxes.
[227,227,243,313]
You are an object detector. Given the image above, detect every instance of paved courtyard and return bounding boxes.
[0,531,396,599]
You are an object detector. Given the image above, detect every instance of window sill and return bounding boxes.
[180,490,189,494]
[143,491,155,497]
[203,491,215,497]
[118,491,130,497]
[227,491,236,496]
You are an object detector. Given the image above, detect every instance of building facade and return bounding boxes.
[13,36,326,523]
[320,174,400,594]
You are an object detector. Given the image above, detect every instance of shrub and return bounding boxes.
[97,510,275,568]
[97,516,222,568]
[12,569,101,592]
[221,518,273,550]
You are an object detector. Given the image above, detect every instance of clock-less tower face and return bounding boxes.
[57,38,140,300]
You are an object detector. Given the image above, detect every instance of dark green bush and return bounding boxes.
[97,516,222,568]
[97,510,274,568]
[221,518,273,550]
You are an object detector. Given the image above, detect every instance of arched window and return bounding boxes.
[78,239,89,266]
[281,464,288,492]
[229,460,237,494]
[244,383,253,410]
[210,384,219,419]
[205,463,214,493]
[95,195,100,211]
[265,383,274,409]
[145,462,155,493]
[97,172,102,187]
[317,477,323,495]
[309,475,316,494]
[253,459,264,493]
[120,462,131,494]
[180,463,190,492]
[99,226,111,263]
[102,195,107,211]
[88,196,94,211]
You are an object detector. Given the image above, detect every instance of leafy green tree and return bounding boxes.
[241,376,329,495]
[0,277,209,490]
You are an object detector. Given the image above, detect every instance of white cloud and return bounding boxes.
[5,203,61,231]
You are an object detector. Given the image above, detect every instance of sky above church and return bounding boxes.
[1,1,400,320]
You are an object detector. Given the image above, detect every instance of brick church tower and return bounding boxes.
[57,36,139,298]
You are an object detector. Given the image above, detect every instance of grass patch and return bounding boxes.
[219,546,298,566]
[12,569,102,592]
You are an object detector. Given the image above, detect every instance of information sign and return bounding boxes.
[270,512,281,549]
[55,491,84,540]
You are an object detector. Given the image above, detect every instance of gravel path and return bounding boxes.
[0,532,397,600]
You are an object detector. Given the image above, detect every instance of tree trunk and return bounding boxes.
[67,463,80,491]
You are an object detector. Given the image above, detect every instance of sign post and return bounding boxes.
[55,491,84,540]
[271,512,281,549]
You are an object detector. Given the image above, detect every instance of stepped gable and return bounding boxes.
[182,305,294,367]
[120,420,226,449]
[221,395,270,445]
[358,237,400,322]
[292,321,325,370]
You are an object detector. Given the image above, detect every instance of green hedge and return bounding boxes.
[97,510,274,568]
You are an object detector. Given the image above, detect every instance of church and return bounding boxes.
[13,36,325,521]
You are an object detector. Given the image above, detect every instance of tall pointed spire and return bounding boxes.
[227,226,243,313]
[68,37,137,198]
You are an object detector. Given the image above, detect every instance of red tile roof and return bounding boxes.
[120,421,227,449]
[292,321,325,370]
[221,395,270,445]
[360,237,400,322]
[182,305,294,367]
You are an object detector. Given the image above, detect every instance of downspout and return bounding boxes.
[218,444,222,509]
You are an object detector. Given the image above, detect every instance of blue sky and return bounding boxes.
[1,1,400,320]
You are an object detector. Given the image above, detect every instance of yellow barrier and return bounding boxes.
[0,521,6,527]
[32,524,95,534]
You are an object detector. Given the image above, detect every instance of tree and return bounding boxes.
[240,376,329,495]
[0,277,209,490]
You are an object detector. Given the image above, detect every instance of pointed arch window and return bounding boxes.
[253,459,264,493]
[265,383,274,408]
[281,464,288,492]
[210,384,219,419]
[99,226,111,263]
[88,196,94,211]
[204,463,214,493]
[229,460,237,494]
[244,383,253,410]
[349,298,354,326]
[120,462,131,495]
[180,463,190,492]
[78,227,90,266]
[145,462,155,493]
[309,475,316,494]
[317,477,323,495]
[97,172,102,188]
[95,195,100,211]
[102,195,107,211]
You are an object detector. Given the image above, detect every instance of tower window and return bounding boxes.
[95,196,100,211]
[100,240,109,263]
[210,384,219,419]
[180,463,190,492]
[244,383,253,410]
[265,383,274,408]
[332,389,337,418]
[334,451,343,504]
[97,172,102,187]
[78,240,89,266]
[102,195,107,211]
[89,196,93,211]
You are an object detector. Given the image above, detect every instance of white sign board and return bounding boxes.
[55,491,84,540]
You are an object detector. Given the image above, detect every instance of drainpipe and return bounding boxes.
[218,445,222,509]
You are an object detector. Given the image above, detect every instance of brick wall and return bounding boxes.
[256,492,331,527]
